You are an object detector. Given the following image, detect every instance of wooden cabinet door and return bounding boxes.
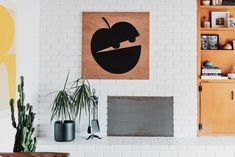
[200,83,235,135]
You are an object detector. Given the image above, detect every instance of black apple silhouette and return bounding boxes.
[91,17,141,74]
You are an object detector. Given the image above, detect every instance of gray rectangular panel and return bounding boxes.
[107,97,173,137]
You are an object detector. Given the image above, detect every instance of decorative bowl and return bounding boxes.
[203,60,213,67]
[202,0,211,5]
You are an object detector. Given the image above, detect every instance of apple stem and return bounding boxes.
[102,17,111,29]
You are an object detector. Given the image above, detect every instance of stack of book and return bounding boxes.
[201,67,223,79]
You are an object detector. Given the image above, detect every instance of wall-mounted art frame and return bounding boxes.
[82,12,149,79]
[228,18,235,27]
[201,34,219,50]
[211,11,229,28]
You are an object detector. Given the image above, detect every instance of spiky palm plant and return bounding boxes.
[70,76,94,121]
[51,71,94,125]
[50,73,73,122]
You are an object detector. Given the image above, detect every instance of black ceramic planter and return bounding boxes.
[54,120,75,142]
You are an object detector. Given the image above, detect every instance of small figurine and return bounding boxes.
[224,43,233,50]
[201,16,210,28]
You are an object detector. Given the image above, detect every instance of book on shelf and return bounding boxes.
[202,69,221,74]
[201,67,222,78]
[201,76,228,80]
[201,73,221,76]
[202,67,220,69]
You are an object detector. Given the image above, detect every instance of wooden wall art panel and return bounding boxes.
[82,12,149,79]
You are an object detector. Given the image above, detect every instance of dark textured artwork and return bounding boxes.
[222,0,235,5]
[82,12,149,79]
[91,17,141,74]
[201,34,219,50]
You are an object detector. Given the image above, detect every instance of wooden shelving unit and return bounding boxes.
[201,50,235,53]
[197,0,235,136]
[200,5,235,9]
[201,28,235,31]
[201,79,235,83]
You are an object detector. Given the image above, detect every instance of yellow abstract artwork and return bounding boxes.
[0,5,16,110]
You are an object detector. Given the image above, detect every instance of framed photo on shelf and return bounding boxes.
[228,18,235,27]
[201,34,219,50]
[233,40,235,50]
[211,12,229,28]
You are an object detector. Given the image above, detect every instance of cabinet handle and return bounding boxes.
[231,91,234,100]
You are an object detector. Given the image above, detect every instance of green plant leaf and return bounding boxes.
[71,77,93,121]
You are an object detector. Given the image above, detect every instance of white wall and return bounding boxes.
[0,0,39,151]
[39,0,197,137]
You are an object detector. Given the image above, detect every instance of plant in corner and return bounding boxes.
[50,73,75,142]
[9,76,37,152]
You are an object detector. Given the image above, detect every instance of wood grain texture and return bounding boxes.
[201,83,235,135]
[82,12,149,79]
[0,152,70,157]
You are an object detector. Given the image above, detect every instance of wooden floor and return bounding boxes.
[0,152,69,157]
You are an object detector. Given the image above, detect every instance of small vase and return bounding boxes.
[219,0,223,5]
[212,0,216,5]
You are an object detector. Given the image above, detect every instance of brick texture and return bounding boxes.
[39,0,197,137]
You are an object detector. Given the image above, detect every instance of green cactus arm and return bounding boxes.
[26,103,30,111]
[31,137,37,152]
[21,127,28,151]
[9,99,17,128]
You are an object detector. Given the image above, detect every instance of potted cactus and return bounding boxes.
[9,76,37,152]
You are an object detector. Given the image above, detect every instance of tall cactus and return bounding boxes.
[9,76,37,152]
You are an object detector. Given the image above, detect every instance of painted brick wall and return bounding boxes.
[39,0,197,137]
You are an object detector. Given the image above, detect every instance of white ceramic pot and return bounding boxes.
[202,0,211,5]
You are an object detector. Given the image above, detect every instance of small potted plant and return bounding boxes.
[51,73,75,142]
[51,72,94,142]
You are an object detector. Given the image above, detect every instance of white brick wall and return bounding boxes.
[39,0,197,137]
[37,137,235,157]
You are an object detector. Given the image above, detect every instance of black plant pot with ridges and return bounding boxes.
[54,120,75,142]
